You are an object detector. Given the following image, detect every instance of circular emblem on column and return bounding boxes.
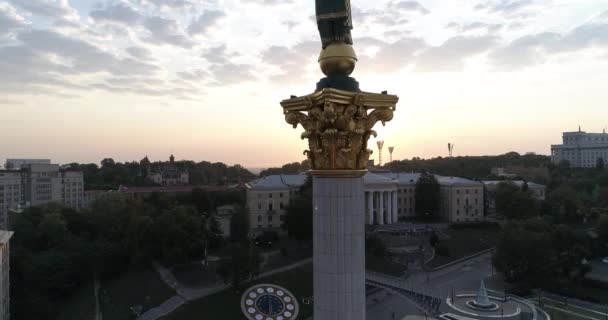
[240,283,300,320]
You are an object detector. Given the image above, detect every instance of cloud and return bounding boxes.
[133,0,194,9]
[262,40,319,83]
[0,3,26,36]
[202,44,233,64]
[474,0,535,16]
[177,69,210,82]
[209,63,256,85]
[0,29,160,95]
[358,37,427,73]
[188,10,225,36]
[446,22,503,33]
[90,3,142,25]
[489,20,608,69]
[241,0,294,5]
[489,33,557,68]
[388,1,430,15]
[416,35,498,72]
[126,46,153,60]
[143,16,195,48]
[7,0,76,19]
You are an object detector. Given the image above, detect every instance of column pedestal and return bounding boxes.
[313,176,365,320]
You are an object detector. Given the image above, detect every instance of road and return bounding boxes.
[366,252,494,320]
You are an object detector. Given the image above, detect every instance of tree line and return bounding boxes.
[66,158,255,190]
[9,188,251,320]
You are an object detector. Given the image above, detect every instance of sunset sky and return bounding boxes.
[1,0,607,168]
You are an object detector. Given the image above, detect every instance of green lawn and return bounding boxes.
[538,298,608,320]
[100,267,176,320]
[428,224,500,268]
[57,280,96,320]
[163,264,314,320]
[366,254,407,277]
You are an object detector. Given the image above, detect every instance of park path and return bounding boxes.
[137,258,312,320]
[94,273,102,320]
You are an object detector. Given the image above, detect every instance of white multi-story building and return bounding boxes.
[246,172,486,234]
[61,171,85,209]
[23,164,63,206]
[0,162,85,229]
[4,159,50,170]
[551,128,608,168]
[0,171,24,229]
[0,231,13,320]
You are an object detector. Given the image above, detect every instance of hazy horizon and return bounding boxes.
[1,0,607,167]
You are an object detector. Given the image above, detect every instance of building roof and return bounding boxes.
[435,176,482,187]
[248,174,308,190]
[117,185,239,194]
[483,180,545,189]
[377,172,421,186]
[363,172,398,186]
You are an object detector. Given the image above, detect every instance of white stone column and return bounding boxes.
[386,191,393,224]
[377,191,384,225]
[313,176,365,320]
[367,191,373,225]
[392,191,398,223]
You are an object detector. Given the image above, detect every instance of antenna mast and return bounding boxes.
[377,141,385,166]
[448,143,454,157]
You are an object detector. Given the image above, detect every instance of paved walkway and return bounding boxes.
[138,258,312,320]
[94,273,102,320]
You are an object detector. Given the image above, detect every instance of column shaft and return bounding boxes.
[392,191,398,222]
[367,191,373,225]
[386,191,393,224]
[313,176,366,320]
[377,191,384,225]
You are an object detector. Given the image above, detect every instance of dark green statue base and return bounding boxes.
[316,75,360,92]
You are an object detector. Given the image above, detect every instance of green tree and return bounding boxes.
[546,186,582,221]
[599,214,608,242]
[494,182,538,219]
[415,170,440,220]
[493,219,554,287]
[217,243,261,289]
[230,206,250,243]
[284,196,313,243]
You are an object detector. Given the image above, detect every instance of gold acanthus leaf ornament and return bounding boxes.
[281,89,397,171]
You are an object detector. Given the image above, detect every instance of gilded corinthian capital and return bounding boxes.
[281,88,398,173]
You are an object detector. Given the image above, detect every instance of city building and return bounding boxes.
[0,162,85,228]
[482,180,546,214]
[378,172,420,219]
[363,172,399,225]
[436,176,484,223]
[0,171,24,229]
[551,128,608,168]
[140,155,189,186]
[61,171,85,209]
[0,231,13,320]
[246,172,485,234]
[379,173,484,223]
[246,174,307,236]
[4,159,50,170]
